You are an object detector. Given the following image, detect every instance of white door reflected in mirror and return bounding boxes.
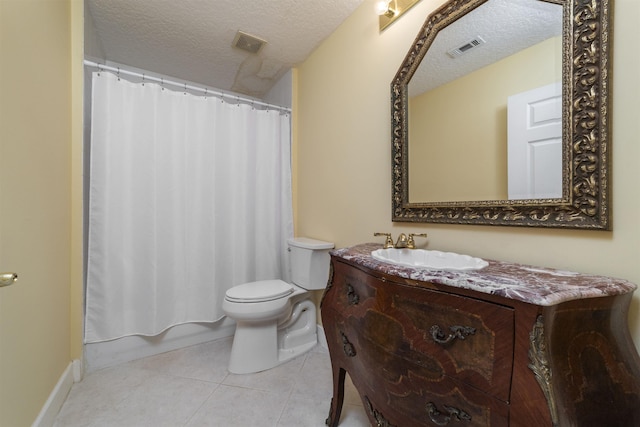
[507,82,562,200]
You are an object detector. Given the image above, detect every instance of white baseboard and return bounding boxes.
[32,359,80,427]
[71,359,83,383]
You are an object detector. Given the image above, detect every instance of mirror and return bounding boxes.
[391,0,611,229]
[409,0,563,202]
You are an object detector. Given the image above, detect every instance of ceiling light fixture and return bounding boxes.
[376,0,422,32]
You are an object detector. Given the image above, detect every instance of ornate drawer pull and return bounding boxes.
[346,283,360,305]
[430,325,476,345]
[426,402,471,425]
[365,396,396,427]
[340,331,356,357]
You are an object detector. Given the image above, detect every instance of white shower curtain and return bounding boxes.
[85,71,293,343]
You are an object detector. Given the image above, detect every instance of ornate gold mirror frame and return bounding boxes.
[391,0,611,229]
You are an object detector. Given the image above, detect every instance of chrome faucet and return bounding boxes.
[374,232,428,249]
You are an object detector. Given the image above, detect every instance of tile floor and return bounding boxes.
[54,337,369,427]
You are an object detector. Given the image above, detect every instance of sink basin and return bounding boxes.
[371,248,488,271]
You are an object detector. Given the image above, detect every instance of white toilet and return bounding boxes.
[222,237,334,374]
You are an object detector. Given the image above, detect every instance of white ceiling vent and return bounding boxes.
[232,31,267,54]
[447,36,486,58]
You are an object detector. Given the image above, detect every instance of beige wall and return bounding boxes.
[0,0,83,425]
[409,36,561,201]
[296,0,640,349]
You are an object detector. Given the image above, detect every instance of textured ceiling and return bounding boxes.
[86,0,366,98]
[87,0,562,100]
[409,0,563,95]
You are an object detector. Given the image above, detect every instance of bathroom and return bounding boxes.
[1,0,639,426]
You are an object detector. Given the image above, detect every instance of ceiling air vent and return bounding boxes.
[447,36,486,58]
[232,31,267,54]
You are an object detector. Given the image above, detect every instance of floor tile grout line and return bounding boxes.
[275,350,311,425]
[182,382,222,427]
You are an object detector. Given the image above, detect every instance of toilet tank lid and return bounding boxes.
[288,237,334,250]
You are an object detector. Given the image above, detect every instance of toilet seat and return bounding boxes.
[225,280,294,303]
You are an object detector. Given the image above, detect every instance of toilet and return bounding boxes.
[222,237,334,374]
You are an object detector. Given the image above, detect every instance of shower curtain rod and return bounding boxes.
[83,60,292,114]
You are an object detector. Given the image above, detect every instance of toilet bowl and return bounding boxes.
[223,237,334,374]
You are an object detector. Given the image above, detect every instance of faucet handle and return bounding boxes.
[407,233,428,249]
[374,232,394,249]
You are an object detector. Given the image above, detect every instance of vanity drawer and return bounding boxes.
[324,316,509,426]
[383,281,515,401]
[324,260,514,401]
[324,316,509,427]
[361,373,510,427]
[323,260,379,314]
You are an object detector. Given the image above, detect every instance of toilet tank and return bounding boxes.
[288,237,334,290]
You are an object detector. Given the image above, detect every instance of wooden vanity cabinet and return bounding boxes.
[321,247,640,427]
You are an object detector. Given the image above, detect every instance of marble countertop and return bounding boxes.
[331,243,637,306]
